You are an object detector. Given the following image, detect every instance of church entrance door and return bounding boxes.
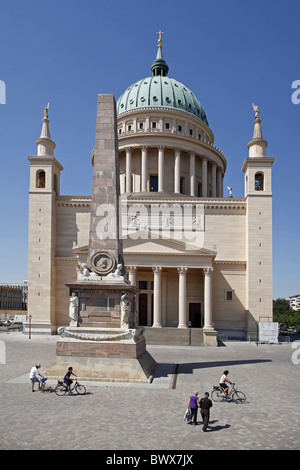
[189,303,202,328]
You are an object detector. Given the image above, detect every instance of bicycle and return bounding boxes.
[55,379,86,396]
[40,376,51,393]
[211,384,246,404]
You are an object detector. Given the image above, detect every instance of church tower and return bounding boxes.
[242,105,275,337]
[27,104,63,333]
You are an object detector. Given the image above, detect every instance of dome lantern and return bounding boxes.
[151,30,169,77]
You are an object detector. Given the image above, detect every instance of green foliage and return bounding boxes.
[273,298,300,328]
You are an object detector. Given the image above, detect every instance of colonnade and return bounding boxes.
[124,146,224,197]
[127,265,214,330]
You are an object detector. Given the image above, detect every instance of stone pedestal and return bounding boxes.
[203,328,218,347]
[45,328,157,383]
[66,280,138,329]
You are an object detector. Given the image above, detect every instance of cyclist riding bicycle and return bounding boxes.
[219,370,234,397]
[63,367,77,392]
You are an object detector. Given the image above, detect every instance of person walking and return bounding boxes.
[199,392,213,432]
[187,392,200,425]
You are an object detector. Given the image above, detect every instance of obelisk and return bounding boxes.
[88,94,124,275]
[45,94,157,383]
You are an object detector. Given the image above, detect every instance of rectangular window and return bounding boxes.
[180,177,185,194]
[165,122,170,130]
[139,281,148,290]
[150,175,158,192]
[152,122,157,129]
[226,291,233,301]
[139,122,144,129]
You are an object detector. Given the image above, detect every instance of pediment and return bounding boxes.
[123,234,216,258]
[72,237,216,259]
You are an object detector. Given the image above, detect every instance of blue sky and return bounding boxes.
[0,0,299,299]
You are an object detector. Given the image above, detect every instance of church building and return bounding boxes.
[27,34,274,345]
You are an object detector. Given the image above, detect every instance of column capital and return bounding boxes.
[125,146,132,153]
[127,265,137,273]
[141,144,148,151]
[203,267,213,276]
[152,266,162,274]
[177,267,188,275]
[158,145,166,150]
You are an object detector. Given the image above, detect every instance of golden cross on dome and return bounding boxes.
[156,29,164,48]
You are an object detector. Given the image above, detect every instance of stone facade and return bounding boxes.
[26,42,274,343]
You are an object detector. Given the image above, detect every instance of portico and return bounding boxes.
[123,237,217,345]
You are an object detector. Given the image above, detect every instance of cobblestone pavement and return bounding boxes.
[0,331,300,451]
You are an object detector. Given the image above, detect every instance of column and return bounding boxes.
[177,267,188,328]
[141,145,148,192]
[211,163,217,197]
[126,147,132,193]
[203,267,213,329]
[158,146,165,192]
[217,168,222,197]
[202,157,208,197]
[174,148,181,194]
[189,152,196,196]
[127,266,136,286]
[152,266,162,327]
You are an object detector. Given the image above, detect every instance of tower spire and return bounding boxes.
[247,103,268,157]
[151,30,169,77]
[36,102,56,157]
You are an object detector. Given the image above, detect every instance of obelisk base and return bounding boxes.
[45,332,157,383]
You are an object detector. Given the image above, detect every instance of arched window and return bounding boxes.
[36,170,46,188]
[255,172,264,191]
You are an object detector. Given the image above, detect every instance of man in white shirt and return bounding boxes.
[219,370,234,397]
[29,364,42,392]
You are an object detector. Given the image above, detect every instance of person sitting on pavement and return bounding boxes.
[219,370,234,397]
[29,364,42,392]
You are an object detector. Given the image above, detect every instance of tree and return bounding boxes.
[273,298,290,315]
[273,298,300,328]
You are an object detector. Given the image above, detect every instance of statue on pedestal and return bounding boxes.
[69,292,79,326]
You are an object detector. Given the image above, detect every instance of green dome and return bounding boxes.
[116,38,209,126]
[116,76,209,125]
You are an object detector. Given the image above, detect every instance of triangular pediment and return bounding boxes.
[123,233,216,258]
[72,237,216,259]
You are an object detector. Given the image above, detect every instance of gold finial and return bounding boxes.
[156,29,164,48]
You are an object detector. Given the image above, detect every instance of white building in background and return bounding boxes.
[26,35,275,345]
[287,295,300,311]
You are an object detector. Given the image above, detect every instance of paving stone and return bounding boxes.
[0,332,300,450]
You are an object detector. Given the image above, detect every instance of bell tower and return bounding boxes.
[242,104,275,337]
[27,104,63,334]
